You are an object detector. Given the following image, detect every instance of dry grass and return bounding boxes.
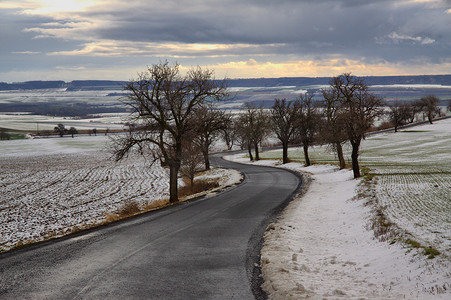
[103,198,171,223]
[117,201,141,216]
[141,198,170,211]
[102,177,221,224]
[178,177,220,199]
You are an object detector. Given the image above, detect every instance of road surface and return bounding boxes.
[0,154,302,299]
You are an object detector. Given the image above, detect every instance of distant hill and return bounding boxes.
[0,81,67,90]
[227,75,451,87]
[1,75,450,90]
[0,80,126,91]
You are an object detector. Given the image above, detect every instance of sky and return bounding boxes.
[0,0,450,82]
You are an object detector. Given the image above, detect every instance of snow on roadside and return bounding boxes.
[225,155,450,299]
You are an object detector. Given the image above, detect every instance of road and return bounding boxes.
[0,154,302,300]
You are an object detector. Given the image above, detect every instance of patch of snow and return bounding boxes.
[226,155,450,299]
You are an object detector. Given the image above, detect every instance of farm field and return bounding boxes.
[259,118,451,258]
[0,135,238,252]
[0,112,127,132]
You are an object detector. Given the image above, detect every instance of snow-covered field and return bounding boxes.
[226,119,451,299]
[0,112,127,132]
[0,135,240,252]
[259,118,451,258]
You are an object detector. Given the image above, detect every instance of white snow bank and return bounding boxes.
[225,156,450,299]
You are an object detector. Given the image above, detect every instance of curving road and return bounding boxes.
[0,154,302,300]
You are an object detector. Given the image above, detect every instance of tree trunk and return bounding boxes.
[169,160,181,203]
[303,143,311,166]
[190,176,194,193]
[203,145,210,170]
[224,132,232,150]
[282,141,289,164]
[336,142,346,169]
[254,143,260,161]
[428,113,433,124]
[350,140,361,178]
[203,135,210,170]
[204,156,210,170]
[247,142,253,161]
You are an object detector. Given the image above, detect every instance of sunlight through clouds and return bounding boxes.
[21,0,94,14]
[204,59,451,79]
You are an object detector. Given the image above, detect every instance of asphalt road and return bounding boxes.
[0,154,302,300]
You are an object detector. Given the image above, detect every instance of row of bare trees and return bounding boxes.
[233,73,383,178]
[388,95,441,132]
[233,74,444,179]
[112,62,444,203]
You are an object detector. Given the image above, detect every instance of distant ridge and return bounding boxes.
[0,80,126,91]
[227,75,451,87]
[1,75,450,90]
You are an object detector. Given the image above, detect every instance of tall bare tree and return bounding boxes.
[321,88,348,169]
[330,73,383,178]
[419,94,440,124]
[271,98,298,164]
[295,92,320,167]
[112,61,227,203]
[191,105,229,170]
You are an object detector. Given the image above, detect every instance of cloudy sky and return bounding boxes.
[0,0,450,82]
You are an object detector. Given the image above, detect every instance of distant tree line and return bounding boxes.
[112,62,445,203]
[54,124,78,138]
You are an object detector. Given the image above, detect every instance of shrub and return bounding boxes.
[377,121,393,131]
[178,178,220,199]
[117,201,141,217]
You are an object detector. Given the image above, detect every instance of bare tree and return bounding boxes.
[419,94,440,124]
[330,73,383,178]
[295,92,320,167]
[235,104,269,161]
[219,112,236,151]
[271,98,298,164]
[54,123,67,137]
[180,136,204,191]
[408,100,423,123]
[191,105,229,170]
[112,61,228,203]
[68,127,78,138]
[388,101,411,132]
[321,88,348,169]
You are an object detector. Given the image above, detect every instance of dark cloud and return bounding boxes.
[0,0,450,80]
[78,0,450,62]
